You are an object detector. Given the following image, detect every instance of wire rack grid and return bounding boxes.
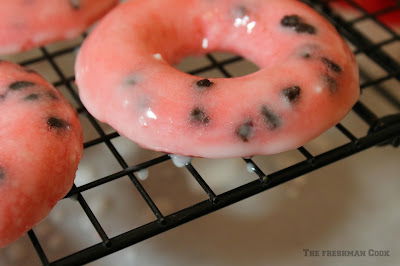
[1,0,399,265]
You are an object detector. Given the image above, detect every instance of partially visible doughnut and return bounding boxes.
[0,61,83,247]
[0,0,118,55]
[76,0,359,158]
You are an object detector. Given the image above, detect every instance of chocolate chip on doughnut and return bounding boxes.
[69,0,81,10]
[282,86,301,104]
[321,57,343,73]
[9,81,36,91]
[190,107,211,125]
[236,120,254,142]
[47,116,71,130]
[76,0,359,158]
[281,14,316,34]
[0,61,83,247]
[196,79,214,89]
[261,105,281,130]
[23,93,40,101]
[0,167,5,180]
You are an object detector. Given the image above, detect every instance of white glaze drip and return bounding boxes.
[170,154,192,167]
[137,168,149,180]
[246,162,256,173]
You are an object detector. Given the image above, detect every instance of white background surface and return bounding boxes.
[0,1,399,265]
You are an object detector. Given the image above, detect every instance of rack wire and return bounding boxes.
[2,0,399,265]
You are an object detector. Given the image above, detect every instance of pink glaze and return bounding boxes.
[0,0,118,54]
[0,61,82,247]
[76,0,359,158]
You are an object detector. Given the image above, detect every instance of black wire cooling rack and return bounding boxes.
[2,0,399,265]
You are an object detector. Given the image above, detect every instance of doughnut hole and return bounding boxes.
[175,52,259,78]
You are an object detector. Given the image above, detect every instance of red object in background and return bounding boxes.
[332,0,400,26]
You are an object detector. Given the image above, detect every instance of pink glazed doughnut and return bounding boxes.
[0,0,118,55]
[0,61,83,247]
[76,0,359,158]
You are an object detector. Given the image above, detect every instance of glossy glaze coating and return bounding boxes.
[0,61,83,247]
[0,0,118,54]
[76,0,359,158]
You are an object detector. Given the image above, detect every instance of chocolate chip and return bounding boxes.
[24,67,39,75]
[47,117,70,130]
[46,91,59,100]
[0,167,5,180]
[261,105,281,130]
[196,79,214,88]
[323,75,338,93]
[321,57,342,73]
[190,107,210,124]
[232,5,247,18]
[282,86,301,103]
[69,0,80,9]
[295,23,316,34]
[24,93,40,101]
[281,15,316,35]
[281,15,301,27]
[236,120,254,142]
[126,76,137,86]
[298,44,320,59]
[9,81,35,90]
[302,52,312,59]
